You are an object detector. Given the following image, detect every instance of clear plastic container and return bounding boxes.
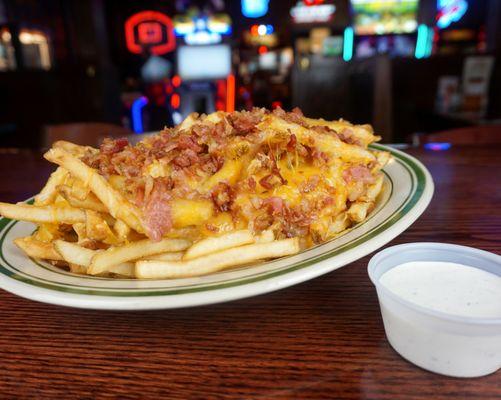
[368,242,501,378]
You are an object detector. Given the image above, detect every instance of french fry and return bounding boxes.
[183,230,255,260]
[260,114,376,164]
[88,238,191,275]
[107,262,134,277]
[54,240,96,268]
[44,147,144,234]
[0,202,86,224]
[55,240,135,277]
[14,236,64,261]
[347,202,374,223]
[85,210,120,245]
[136,238,300,279]
[34,167,68,206]
[256,229,274,243]
[57,185,108,213]
[53,140,96,157]
[69,263,88,275]
[144,252,184,261]
[113,219,131,240]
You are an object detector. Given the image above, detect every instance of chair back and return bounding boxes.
[43,123,133,148]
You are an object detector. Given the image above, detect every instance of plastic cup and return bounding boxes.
[368,242,501,378]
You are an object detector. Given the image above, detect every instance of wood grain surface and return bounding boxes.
[0,145,500,400]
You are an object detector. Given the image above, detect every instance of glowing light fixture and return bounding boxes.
[415,24,433,59]
[342,27,354,62]
[125,11,176,55]
[131,96,148,133]
[424,142,451,151]
[226,74,235,112]
[242,0,269,18]
[437,0,468,29]
[291,1,336,23]
[19,30,52,70]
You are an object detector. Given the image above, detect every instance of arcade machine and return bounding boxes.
[172,9,234,120]
[123,10,177,133]
[347,0,422,60]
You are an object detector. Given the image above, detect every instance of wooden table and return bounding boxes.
[0,145,500,399]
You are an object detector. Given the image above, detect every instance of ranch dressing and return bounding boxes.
[380,261,501,318]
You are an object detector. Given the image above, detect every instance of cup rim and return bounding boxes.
[368,242,501,326]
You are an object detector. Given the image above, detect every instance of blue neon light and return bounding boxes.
[415,24,429,59]
[437,0,468,29]
[343,27,354,62]
[424,142,451,151]
[242,0,269,18]
[131,96,148,133]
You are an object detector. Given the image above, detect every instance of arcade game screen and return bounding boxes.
[352,0,419,35]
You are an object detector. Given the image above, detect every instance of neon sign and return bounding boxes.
[125,11,176,55]
[290,1,336,23]
[242,0,269,18]
[174,14,231,45]
[437,0,468,29]
[131,97,148,133]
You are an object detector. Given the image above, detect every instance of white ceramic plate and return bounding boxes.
[0,145,433,310]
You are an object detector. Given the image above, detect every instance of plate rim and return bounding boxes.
[0,144,434,309]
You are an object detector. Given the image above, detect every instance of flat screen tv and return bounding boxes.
[351,0,419,35]
[177,44,231,80]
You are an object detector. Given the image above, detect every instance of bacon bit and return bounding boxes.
[228,111,262,134]
[311,150,330,164]
[343,165,374,184]
[259,174,283,190]
[264,196,284,215]
[100,138,129,154]
[211,182,235,212]
[205,223,219,233]
[300,175,320,193]
[338,128,361,145]
[253,214,273,231]
[311,125,337,137]
[286,134,297,152]
[249,196,262,209]
[177,135,202,153]
[247,177,257,190]
[274,106,306,126]
[142,178,173,241]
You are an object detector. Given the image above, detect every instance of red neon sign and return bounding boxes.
[125,11,176,55]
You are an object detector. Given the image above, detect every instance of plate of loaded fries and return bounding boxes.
[0,108,433,310]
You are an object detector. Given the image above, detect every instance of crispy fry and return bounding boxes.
[44,147,144,234]
[34,167,68,206]
[55,240,134,276]
[0,202,86,224]
[85,210,120,245]
[14,236,64,261]
[107,262,135,277]
[144,252,184,261]
[54,240,95,268]
[57,185,108,213]
[183,230,255,260]
[136,238,300,279]
[88,238,191,275]
[256,229,274,243]
[53,140,96,157]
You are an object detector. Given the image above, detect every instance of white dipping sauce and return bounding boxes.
[380,261,501,318]
[375,260,501,377]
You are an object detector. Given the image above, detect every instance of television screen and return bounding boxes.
[177,44,231,80]
[351,0,419,35]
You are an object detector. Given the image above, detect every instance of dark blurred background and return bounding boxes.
[0,0,500,148]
